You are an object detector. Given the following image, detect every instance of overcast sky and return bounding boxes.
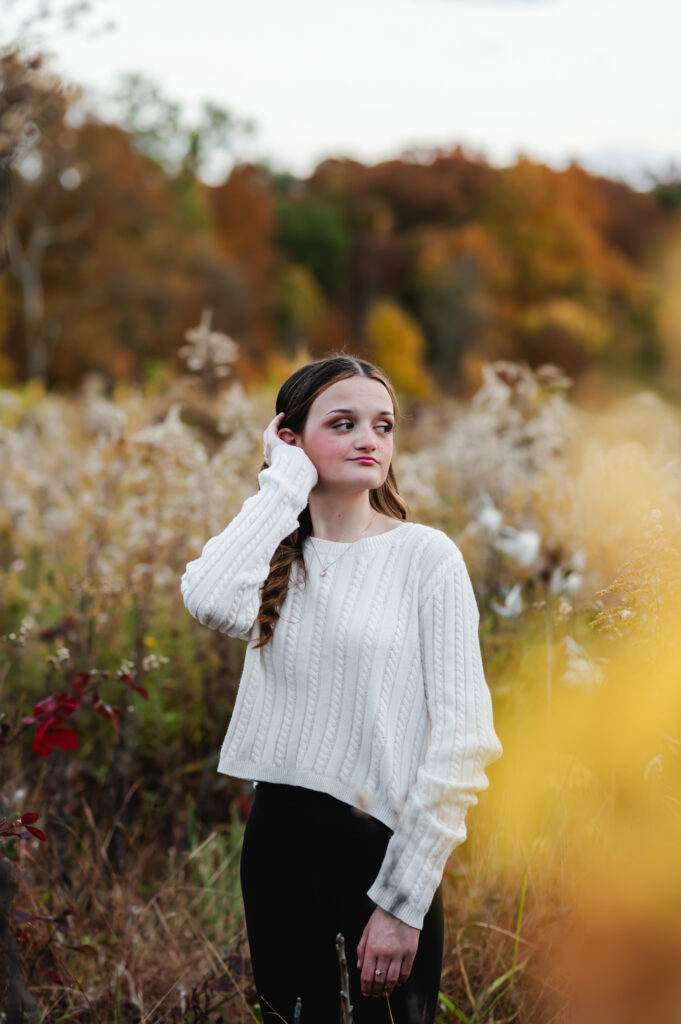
[4,0,679,190]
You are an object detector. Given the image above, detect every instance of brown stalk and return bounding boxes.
[336,931,355,1024]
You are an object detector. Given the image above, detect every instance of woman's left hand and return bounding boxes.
[356,906,420,998]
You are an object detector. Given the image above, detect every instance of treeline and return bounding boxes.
[2,105,680,395]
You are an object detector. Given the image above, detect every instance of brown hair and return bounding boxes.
[252,354,408,649]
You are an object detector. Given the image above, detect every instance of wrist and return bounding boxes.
[372,905,420,932]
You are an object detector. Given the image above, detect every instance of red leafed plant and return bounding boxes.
[0,812,46,860]
[20,668,149,758]
[22,692,79,758]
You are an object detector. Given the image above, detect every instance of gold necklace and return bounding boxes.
[308,511,378,577]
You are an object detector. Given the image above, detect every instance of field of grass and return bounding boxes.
[2,357,681,1022]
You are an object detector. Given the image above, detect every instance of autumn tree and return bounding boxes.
[1,52,260,384]
[410,223,514,387]
[206,163,280,365]
[484,158,663,374]
[363,298,432,398]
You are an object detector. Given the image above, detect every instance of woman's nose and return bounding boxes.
[355,426,377,448]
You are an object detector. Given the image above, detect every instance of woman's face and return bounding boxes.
[287,376,395,492]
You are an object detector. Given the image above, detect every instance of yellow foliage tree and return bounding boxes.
[519,298,613,356]
[363,299,432,398]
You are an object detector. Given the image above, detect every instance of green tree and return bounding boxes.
[273,264,325,356]
[275,197,349,296]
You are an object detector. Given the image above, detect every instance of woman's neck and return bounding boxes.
[308,495,382,543]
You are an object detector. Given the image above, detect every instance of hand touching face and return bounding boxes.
[276,377,395,491]
[262,412,286,466]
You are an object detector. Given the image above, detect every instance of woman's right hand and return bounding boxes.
[262,411,288,466]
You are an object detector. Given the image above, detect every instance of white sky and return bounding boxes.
[3,0,679,189]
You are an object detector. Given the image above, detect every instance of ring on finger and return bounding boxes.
[373,966,388,996]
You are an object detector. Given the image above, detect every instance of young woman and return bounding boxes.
[180,355,503,1024]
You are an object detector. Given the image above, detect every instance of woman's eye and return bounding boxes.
[332,421,393,432]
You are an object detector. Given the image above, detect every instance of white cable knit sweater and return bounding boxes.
[180,441,503,929]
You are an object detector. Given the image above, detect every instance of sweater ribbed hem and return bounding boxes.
[366,880,427,930]
[217,758,400,832]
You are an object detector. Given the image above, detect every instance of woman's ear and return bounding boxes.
[277,428,299,446]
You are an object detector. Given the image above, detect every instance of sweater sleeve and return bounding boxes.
[366,550,503,929]
[180,442,318,639]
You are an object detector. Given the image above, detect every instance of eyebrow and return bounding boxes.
[323,408,395,418]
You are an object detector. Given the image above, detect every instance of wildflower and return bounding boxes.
[83,397,127,442]
[46,646,71,667]
[550,549,587,597]
[477,490,502,534]
[11,615,37,647]
[141,652,170,672]
[178,307,238,377]
[493,526,541,568]
[490,582,523,619]
[131,404,187,447]
[550,567,584,596]
[562,636,604,688]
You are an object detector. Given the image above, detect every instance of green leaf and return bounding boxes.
[438,992,455,1011]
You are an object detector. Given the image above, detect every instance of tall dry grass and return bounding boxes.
[2,346,681,1022]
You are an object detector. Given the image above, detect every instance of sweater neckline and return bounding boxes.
[304,521,412,554]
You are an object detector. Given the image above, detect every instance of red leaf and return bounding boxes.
[38,616,78,642]
[93,699,121,737]
[33,693,77,719]
[128,680,149,699]
[24,825,46,841]
[118,672,149,699]
[70,672,91,697]
[50,726,78,751]
[32,723,54,758]
[19,812,39,825]
[33,695,58,717]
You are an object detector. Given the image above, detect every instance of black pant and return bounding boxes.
[240,781,444,1024]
